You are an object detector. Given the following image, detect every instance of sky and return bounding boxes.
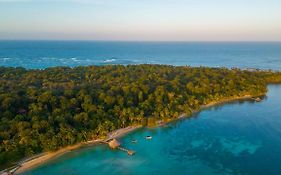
[0,0,281,41]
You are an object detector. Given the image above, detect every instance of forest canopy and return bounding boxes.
[1,65,281,169]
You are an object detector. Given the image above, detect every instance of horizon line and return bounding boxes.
[1,39,281,43]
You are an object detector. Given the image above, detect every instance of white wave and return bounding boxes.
[71,57,78,61]
[39,57,85,63]
[41,57,57,60]
[103,58,116,63]
[2,57,12,61]
[70,57,84,63]
[84,59,96,63]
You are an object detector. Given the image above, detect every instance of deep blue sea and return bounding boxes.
[1,41,281,175]
[22,85,281,175]
[1,41,281,70]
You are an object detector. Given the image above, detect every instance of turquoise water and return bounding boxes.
[1,41,281,70]
[3,41,281,174]
[22,85,281,175]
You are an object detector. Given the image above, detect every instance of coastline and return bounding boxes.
[153,94,259,128]
[14,125,142,175]
[201,95,253,109]
[13,94,262,175]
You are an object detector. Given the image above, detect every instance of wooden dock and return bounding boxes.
[104,139,135,156]
[117,147,135,156]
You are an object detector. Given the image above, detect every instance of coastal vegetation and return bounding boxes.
[1,65,281,169]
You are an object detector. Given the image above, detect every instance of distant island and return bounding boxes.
[1,65,281,171]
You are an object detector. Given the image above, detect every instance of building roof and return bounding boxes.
[108,139,120,149]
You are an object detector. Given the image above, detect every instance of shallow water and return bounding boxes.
[1,41,281,70]
[22,85,281,175]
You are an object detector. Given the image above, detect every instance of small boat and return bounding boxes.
[127,150,135,156]
[131,140,137,143]
[146,136,152,140]
[255,97,262,102]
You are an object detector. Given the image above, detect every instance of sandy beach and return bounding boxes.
[11,95,261,175]
[13,94,263,175]
[13,125,142,175]
[201,95,254,109]
[152,94,260,128]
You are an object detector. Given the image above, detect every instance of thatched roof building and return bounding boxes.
[108,139,120,149]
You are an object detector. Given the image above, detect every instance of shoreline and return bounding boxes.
[201,95,253,109]
[12,94,262,175]
[13,125,142,175]
[151,94,262,128]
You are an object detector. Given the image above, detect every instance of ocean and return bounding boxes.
[1,41,281,70]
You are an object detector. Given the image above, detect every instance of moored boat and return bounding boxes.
[146,136,152,140]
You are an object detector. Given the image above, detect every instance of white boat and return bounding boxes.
[146,136,152,140]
